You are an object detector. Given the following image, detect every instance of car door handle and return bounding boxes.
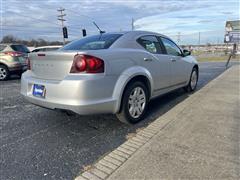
[144,58,153,61]
[171,58,176,62]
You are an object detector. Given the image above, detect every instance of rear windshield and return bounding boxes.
[61,34,122,50]
[11,45,30,53]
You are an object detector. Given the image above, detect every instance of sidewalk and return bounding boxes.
[76,65,240,180]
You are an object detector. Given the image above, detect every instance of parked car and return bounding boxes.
[0,44,29,80]
[31,46,62,53]
[21,31,198,124]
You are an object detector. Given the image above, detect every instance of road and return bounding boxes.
[0,62,238,180]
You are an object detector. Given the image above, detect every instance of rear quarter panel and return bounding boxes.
[85,48,154,112]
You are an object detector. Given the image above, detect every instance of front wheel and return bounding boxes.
[116,81,149,124]
[184,67,198,92]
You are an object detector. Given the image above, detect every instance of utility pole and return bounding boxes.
[57,8,66,45]
[198,32,201,45]
[131,18,134,31]
[198,32,201,50]
[177,32,181,43]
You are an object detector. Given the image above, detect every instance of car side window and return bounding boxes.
[137,36,164,54]
[160,37,182,56]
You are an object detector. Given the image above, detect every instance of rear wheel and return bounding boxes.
[116,81,149,124]
[184,67,198,92]
[0,65,9,81]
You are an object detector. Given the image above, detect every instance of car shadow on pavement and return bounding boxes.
[1,86,191,180]
[0,75,21,84]
[1,62,231,179]
[58,88,191,179]
[9,75,21,80]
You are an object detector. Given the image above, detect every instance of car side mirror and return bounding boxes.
[183,49,191,56]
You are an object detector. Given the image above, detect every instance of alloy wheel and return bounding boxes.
[190,70,197,90]
[0,67,7,80]
[128,87,146,118]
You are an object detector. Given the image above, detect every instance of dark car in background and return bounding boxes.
[0,44,29,80]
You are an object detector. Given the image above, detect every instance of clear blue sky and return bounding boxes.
[0,0,239,44]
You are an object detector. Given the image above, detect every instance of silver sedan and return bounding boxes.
[21,31,198,124]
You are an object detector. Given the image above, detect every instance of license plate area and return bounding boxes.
[32,84,46,98]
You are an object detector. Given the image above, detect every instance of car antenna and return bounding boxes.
[93,21,105,34]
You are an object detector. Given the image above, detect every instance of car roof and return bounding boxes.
[105,30,169,38]
[33,45,62,49]
[90,31,168,38]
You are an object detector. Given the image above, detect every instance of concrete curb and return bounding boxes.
[75,65,238,180]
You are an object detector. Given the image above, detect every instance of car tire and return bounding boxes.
[184,67,198,92]
[116,81,149,124]
[0,65,10,81]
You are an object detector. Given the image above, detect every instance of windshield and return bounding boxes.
[61,34,122,50]
[11,45,30,53]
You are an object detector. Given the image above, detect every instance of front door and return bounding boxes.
[137,35,172,92]
[159,37,188,86]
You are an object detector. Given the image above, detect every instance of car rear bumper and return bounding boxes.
[21,71,119,115]
[9,65,27,73]
[8,61,27,73]
[2,56,28,73]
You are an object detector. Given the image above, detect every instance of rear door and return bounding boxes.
[137,35,171,92]
[159,37,188,86]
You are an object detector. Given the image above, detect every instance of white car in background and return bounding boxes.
[21,31,198,124]
[31,45,62,53]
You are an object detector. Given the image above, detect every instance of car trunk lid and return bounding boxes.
[30,51,77,80]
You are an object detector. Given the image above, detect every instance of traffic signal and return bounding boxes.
[82,29,87,37]
[63,27,68,38]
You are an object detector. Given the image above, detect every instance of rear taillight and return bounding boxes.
[4,51,23,57]
[70,54,104,73]
[27,57,31,70]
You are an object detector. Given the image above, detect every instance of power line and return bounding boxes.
[3,11,80,32]
[66,9,94,21]
[5,10,60,27]
[2,8,105,40]
[1,28,61,34]
[3,9,95,38]
[1,24,84,33]
[1,28,78,37]
[66,8,103,32]
[1,25,83,34]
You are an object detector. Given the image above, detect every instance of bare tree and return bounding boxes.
[1,35,63,47]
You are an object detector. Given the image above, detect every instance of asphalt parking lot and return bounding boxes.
[0,61,238,180]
